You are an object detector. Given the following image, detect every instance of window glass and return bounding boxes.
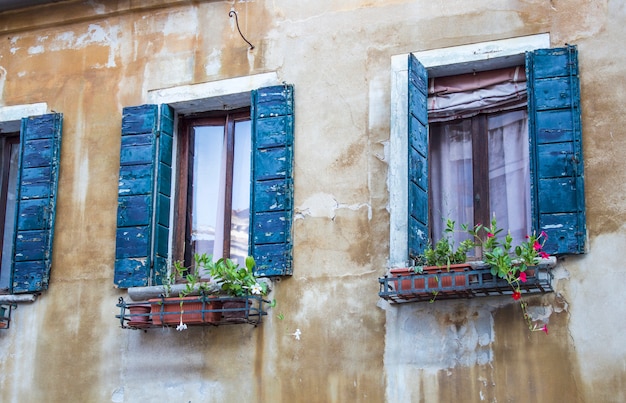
[183,113,251,268]
[430,119,473,245]
[430,108,530,249]
[230,120,251,265]
[191,125,225,261]
[487,109,530,244]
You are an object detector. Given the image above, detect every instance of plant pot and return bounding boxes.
[149,296,222,325]
[423,263,470,289]
[222,299,248,323]
[127,304,152,328]
[390,268,428,293]
[390,264,470,295]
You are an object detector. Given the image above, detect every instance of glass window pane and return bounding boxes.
[488,109,530,243]
[191,125,226,259]
[430,119,474,244]
[230,120,251,266]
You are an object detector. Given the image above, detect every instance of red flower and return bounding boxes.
[487,233,494,238]
[542,325,548,335]
[539,251,550,259]
[540,231,548,239]
[519,272,527,283]
[533,241,541,251]
[512,291,521,300]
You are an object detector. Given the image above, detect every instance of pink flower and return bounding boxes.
[487,233,494,238]
[519,272,527,283]
[540,231,548,239]
[512,291,521,301]
[542,325,548,335]
[539,251,550,259]
[525,235,530,239]
[533,241,541,251]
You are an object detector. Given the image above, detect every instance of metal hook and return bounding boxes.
[229,10,255,50]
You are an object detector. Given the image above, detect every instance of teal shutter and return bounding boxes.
[407,54,429,259]
[11,113,63,293]
[250,85,294,276]
[527,45,585,254]
[114,104,173,288]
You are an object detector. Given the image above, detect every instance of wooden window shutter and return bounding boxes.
[250,85,294,277]
[407,54,429,260]
[114,104,173,288]
[11,113,63,293]
[526,45,586,254]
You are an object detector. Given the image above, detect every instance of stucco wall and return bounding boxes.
[0,1,624,402]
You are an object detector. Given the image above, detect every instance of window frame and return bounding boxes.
[174,109,251,267]
[428,106,530,243]
[114,74,295,289]
[389,34,585,266]
[0,106,62,295]
[0,134,19,292]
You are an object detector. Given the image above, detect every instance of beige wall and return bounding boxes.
[0,0,624,402]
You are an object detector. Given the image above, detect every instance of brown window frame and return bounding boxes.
[173,109,251,268]
[0,134,19,293]
[428,107,527,240]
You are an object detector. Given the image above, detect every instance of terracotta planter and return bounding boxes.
[390,263,471,294]
[149,296,222,325]
[127,304,151,328]
[424,264,470,289]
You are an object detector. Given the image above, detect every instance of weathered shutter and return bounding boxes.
[407,54,429,259]
[250,85,294,277]
[11,113,63,293]
[527,45,585,254]
[114,104,173,288]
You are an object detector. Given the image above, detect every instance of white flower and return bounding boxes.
[250,283,263,295]
[176,319,187,331]
[291,328,301,340]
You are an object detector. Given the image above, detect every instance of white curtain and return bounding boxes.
[487,109,530,244]
[428,66,530,246]
[430,109,530,246]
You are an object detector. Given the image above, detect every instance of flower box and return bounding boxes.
[149,296,222,325]
[380,264,553,304]
[389,263,471,297]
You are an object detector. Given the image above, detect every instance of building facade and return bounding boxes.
[0,1,625,402]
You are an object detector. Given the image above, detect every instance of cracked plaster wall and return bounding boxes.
[0,0,624,402]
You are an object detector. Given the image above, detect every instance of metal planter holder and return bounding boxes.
[379,265,553,304]
[0,304,14,329]
[116,294,270,329]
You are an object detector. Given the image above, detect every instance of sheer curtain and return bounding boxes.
[428,66,530,246]
[487,110,530,244]
[429,109,530,246]
[430,120,474,245]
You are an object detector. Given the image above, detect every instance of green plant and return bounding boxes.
[465,215,550,334]
[202,255,267,297]
[423,219,474,268]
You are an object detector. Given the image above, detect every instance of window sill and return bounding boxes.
[116,294,270,329]
[0,293,38,304]
[378,257,556,304]
[126,278,273,301]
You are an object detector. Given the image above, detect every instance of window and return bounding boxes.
[390,36,585,265]
[175,110,252,267]
[0,112,63,294]
[0,134,19,292]
[428,66,530,248]
[114,84,294,288]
